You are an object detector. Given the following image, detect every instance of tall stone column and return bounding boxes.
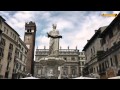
[68,66,71,78]
[43,66,46,77]
[76,66,79,77]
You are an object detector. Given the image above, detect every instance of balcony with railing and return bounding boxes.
[7,52,12,61]
[9,43,13,53]
[97,51,105,61]
[0,48,4,59]
[0,38,5,48]
[97,41,120,61]
[98,66,107,75]
[36,49,79,55]
[83,66,89,76]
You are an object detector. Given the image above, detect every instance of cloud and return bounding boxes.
[0,11,119,52]
[36,36,49,49]
[75,12,115,50]
[113,11,120,14]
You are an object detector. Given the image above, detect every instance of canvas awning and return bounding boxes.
[108,76,120,79]
[72,76,97,79]
[20,76,39,79]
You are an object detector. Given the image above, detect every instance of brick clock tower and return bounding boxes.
[24,21,36,75]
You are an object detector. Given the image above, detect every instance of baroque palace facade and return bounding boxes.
[0,16,28,79]
[34,46,86,79]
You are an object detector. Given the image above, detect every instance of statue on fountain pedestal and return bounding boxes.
[47,24,62,57]
[39,24,65,79]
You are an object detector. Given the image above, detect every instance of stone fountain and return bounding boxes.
[39,24,65,79]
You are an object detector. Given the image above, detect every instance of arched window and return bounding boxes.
[114,55,118,66]
[16,63,19,69]
[117,70,120,76]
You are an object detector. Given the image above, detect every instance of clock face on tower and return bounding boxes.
[25,36,32,42]
[26,44,30,49]
[25,35,32,49]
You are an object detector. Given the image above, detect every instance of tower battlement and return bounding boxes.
[25,21,36,31]
[25,21,35,25]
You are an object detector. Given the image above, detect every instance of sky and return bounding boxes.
[0,11,119,52]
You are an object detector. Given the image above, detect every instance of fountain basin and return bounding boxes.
[39,57,65,66]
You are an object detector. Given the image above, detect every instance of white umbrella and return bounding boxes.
[72,76,97,79]
[108,76,120,79]
[20,76,39,79]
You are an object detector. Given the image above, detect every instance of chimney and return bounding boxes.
[76,46,77,50]
[95,30,98,33]
[68,46,69,49]
[44,46,46,49]
[60,46,62,49]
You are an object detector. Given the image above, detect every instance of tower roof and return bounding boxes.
[25,21,36,27]
[25,21,36,31]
